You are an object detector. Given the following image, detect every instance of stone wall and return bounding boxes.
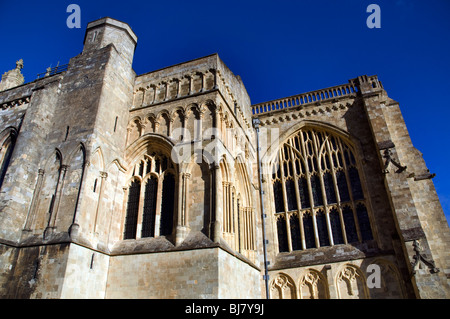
[106,246,260,299]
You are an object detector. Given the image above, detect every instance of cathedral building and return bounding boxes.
[0,17,449,299]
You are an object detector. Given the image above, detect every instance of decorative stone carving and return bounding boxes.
[410,240,440,275]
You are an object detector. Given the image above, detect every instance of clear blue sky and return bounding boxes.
[1,0,449,224]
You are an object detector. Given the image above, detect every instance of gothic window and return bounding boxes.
[271,127,374,253]
[124,153,176,240]
[124,180,140,240]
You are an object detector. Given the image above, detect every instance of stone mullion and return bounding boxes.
[175,172,188,246]
[279,149,289,214]
[325,139,342,246]
[154,174,163,237]
[299,131,318,248]
[289,143,306,250]
[135,177,146,239]
[278,148,293,252]
[222,181,230,233]
[308,133,321,248]
[212,164,222,243]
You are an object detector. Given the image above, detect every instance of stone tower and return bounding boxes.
[0,17,449,299]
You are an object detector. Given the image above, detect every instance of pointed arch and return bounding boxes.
[33,150,63,230]
[186,104,201,142]
[336,264,369,299]
[171,108,185,142]
[127,116,143,145]
[156,111,170,136]
[368,258,405,298]
[143,113,157,134]
[234,155,252,207]
[270,273,297,299]
[90,147,105,172]
[122,135,178,241]
[269,124,375,253]
[59,143,86,230]
[299,269,329,299]
[0,127,18,188]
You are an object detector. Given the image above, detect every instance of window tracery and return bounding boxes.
[123,153,176,240]
[272,127,373,253]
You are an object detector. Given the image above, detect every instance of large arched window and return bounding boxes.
[272,127,373,253]
[124,153,176,240]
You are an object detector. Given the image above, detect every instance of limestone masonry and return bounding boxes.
[0,17,449,299]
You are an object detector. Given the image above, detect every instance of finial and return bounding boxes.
[16,59,24,70]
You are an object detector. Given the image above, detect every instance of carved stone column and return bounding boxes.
[93,171,108,233]
[176,172,190,246]
[212,164,222,243]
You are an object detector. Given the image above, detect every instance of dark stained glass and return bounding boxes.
[138,161,144,176]
[277,215,289,252]
[285,179,297,211]
[310,174,323,207]
[348,167,364,200]
[298,177,310,209]
[161,156,168,172]
[303,213,315,249]
[330,208,344,244]
[273,181,284,213]
[356,203,373,241]
[155,158,160,174]
[124,180,140,240]
[146,158,151,174]
[336,170,350,202]
[160,173,175,236]
[316,210,330,247]
[343,206,358,243]
[271,128,375,254]
[323,172,337,204]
